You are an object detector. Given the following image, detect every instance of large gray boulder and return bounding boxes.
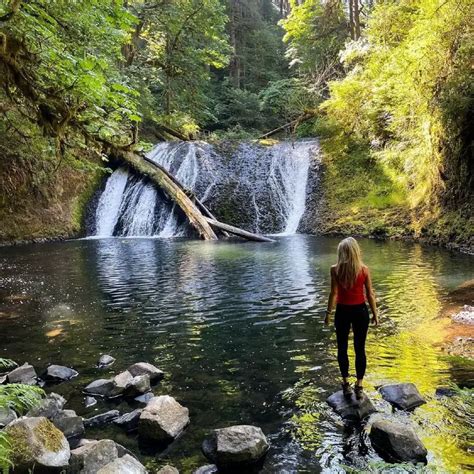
[5,416,70,470]
[96,454,147,474]
[138,395,189,442]
[369,418,428,463]
[84,410,120,428]
[379,383,426,411]
[27,392,66,419]
[125,374,151,397]
[83,378,118,398]
[7,363,37,385]
[45,364,79,382]
[0,406,17,428]
[69,439,118,473]
[52,409,85,439]
[202,425,269,467]
[114,409,143,432]
[326,390,377,421]
[128,362,164,383]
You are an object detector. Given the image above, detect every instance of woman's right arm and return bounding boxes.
[325,266,338,325]
[365,267,379,325]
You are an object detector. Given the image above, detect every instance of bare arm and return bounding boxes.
[325,267,338,325]
[364,267,379,325]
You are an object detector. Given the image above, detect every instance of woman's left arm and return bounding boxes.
[325,267,338,325]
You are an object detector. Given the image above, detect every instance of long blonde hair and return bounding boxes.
[335,237,363,288]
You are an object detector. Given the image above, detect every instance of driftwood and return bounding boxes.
[206,218,275,243]
[258,112,315,140]
[157,124,189,141]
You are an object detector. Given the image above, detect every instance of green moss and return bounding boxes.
[33,419,64,452]
[7,424,38,465]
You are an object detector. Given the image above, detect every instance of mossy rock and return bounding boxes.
[5,416,70,470]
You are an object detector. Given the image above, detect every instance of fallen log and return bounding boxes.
[113,148,218,240]
[206,218,275,243]
[157,124,190,141]
[258,112,315,140]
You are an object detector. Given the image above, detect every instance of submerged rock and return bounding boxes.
[97,454,147,474]
[98,354,116,368]
[369,418,428,464]
[84,410,120,428]
[326,390,377,421]
[114,409,143,432]
[0,406,17,428]
[378,383,426,411]
[128,362,164,383]
[45,364,79,382]
[138,395,189,442]
[202,425,269,467]
[7,363,38,385]
[5,416,70,470]
[69,439,118,473]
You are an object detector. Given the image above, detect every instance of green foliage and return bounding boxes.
[0,384,45,416]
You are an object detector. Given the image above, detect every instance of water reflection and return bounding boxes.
[0,236,472,472]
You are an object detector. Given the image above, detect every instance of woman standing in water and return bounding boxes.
[325,237,379,399]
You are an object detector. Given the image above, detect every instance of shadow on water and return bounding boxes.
[0,235,473,472]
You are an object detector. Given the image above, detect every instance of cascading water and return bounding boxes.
[92,139,319,238]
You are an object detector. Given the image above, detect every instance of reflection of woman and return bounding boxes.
[325,237,379,399]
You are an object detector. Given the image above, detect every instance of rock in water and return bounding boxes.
[97,454,147,474]
[98,354,116,368]
[84,410,120,428]
[138,395,189,442]
[379,383,426,411]
[369,419,428,463]
[326,390,377,421]
[52,409,85,439]
[83,378,117,398]
[202,425,269,467]
[0,406,17,428]
[114,409,143,432]
[69,439,118,473]
[128,362,164,383]
[193,465,218,474]
[7,363,37,385]
[85,396,97,408]
[27,392,66,419]
[125,374,151,397]
[44,364,79,382]
[5,417,70,470]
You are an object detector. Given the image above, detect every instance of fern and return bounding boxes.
[0,359,17,372]
[0,432,12,474]
[0,384,45,416]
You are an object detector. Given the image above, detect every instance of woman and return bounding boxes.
[325,237,379,399]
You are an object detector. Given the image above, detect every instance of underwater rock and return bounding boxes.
[45,364,79,382]
[202,425,269,467]
[84,410,120,428]
[52,409,85,440]
[128,362,164,383]
[0,406,17,428]
[138,395,189,442]
[5,416,70,470]
[369,418,428,464]
[378,383,426,411]
[98,354,116,368]
[326,390,377,421]
[114,409,143,432]
[7,363,38,385]
[96,454,147,474]
[69,439,118,473]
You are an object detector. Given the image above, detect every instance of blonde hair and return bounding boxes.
[335,237,363,288]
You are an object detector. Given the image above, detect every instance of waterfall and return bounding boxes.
[92,139,319,238]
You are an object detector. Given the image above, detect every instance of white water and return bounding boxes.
[93,140,318,238]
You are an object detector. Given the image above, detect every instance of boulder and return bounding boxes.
[193,465,218,474]
[98,354,116,368]
[369,418,428,464]
[128,362,164,383]
[379,383,426,411]
[124,374,151,397]
[326,390,377,421]
[45,364,79,382]
[114,371,134,391]
[84,410,120,428]
[83,378,117,398]
[52,409,85,439]
[114,409,143,432]
[202,425,269,467]
[7,363,37,385]
[69,439,118,473]
[5,416,70,470]
[97,454,147,474]
[138,395,189,442]
[0,406,17,428]
[157,465,179,474]
[27,392,66,419]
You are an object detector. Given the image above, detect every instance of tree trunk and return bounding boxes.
[206,218,274,242]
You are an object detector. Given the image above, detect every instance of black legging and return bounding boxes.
[334,303,370,379]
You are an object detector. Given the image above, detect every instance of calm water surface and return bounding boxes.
[0,236,473,473]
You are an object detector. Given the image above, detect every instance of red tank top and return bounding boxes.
[336,267,367,305]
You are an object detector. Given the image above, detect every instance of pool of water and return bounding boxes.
[0,236,473,473]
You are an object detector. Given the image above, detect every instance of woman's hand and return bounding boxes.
[371,314,379,326]
[324,311,330,326]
